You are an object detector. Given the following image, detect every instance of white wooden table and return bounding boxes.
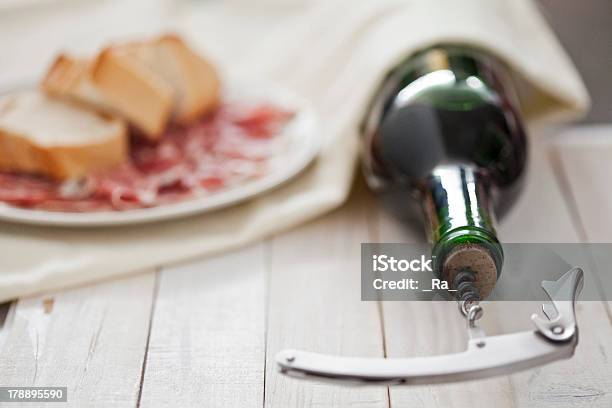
[0,132,611,407]
[1,1,611,406]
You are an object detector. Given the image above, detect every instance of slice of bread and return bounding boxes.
[41,34,220,139]
[42,53,174,140]
[116,34,221,124]
[0,91,127,180]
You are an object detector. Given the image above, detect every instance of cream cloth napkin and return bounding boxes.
[0,0,589,301]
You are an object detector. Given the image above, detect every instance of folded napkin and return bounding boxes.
[0,0,589,301]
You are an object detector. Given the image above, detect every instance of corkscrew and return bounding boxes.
[275,267,583,385]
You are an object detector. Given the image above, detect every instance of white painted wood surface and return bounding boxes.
[139,245,266,408]
[264,184,387,408]
[0,273,156,407]
[555,128,612,242]
[491,134,612,407]
[0,134,611,407]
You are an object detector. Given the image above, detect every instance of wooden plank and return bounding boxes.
[554,130,612,305]
[139,244,266,408]
[493,134,612,407]
[554,129,612,241]
[264,182,388,408]
[0,272,155,407]
[556,133,612,320]
[0,301,15,350]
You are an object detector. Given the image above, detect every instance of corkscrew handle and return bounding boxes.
[276,268,583,386]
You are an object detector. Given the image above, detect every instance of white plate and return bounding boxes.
[0,82,321,227]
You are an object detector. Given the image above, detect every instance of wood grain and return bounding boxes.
[0,272,155,407]
[493,133,612,407]
[264,183,388,408]
[555,131,612,321]
[0,301,15,351]
[138,245,266,408]
[554,129,612,242]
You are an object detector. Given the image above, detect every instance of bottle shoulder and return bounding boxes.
[362,47,527,190]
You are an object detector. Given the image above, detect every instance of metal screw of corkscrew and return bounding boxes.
[454,268,483,322]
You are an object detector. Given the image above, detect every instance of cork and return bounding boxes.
[442,243,498,299]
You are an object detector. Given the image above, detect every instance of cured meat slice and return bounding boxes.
[0,103,293,212]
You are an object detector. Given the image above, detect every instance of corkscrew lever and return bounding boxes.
[275,267,583,385]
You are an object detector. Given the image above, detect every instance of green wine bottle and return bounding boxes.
[362,45,527,300]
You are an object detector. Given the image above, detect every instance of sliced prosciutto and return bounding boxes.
[0,103,294,212]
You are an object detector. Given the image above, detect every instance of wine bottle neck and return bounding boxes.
[422,164,495,240]
[421,164,503,297]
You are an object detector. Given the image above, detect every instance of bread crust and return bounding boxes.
[0,93,128,180]
[41,34,221,140]
[0,128,127,180]
[113,34,221,124]
[156,34,221,123]
[42,52,174,141]
[90,49,174,139]
[41,54,90,95]
[18,34,222,181]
